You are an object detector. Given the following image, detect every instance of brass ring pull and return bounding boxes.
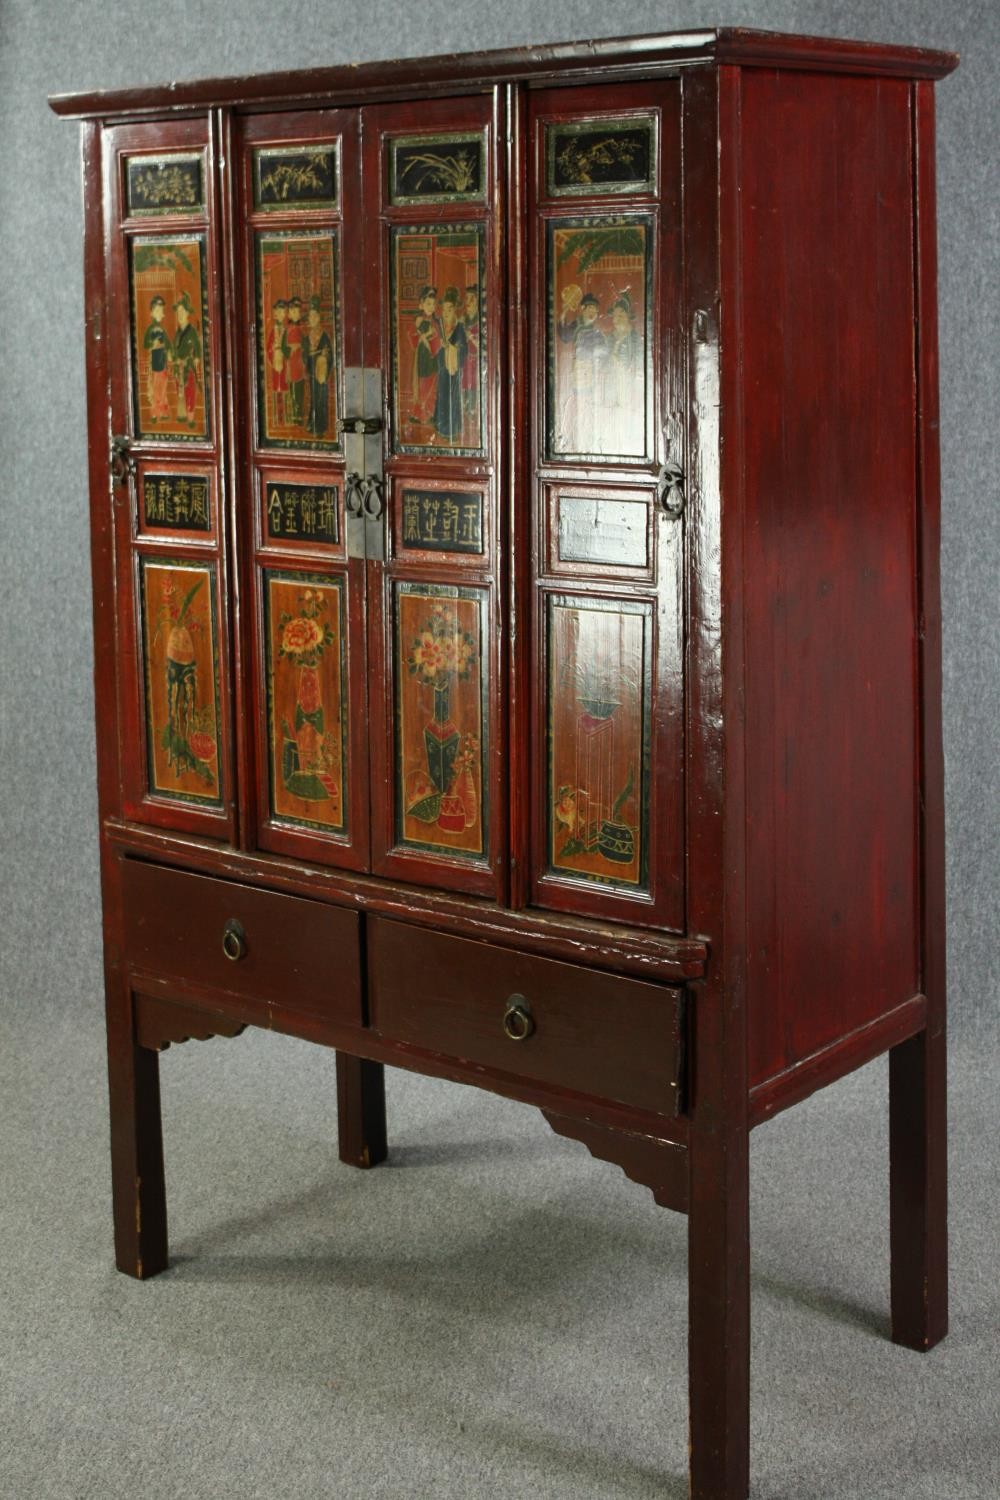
[656,460,685,516]
[344,471,365,516]
[222,918,247,963]
[502,995,535,1042]
[361,475,384,519]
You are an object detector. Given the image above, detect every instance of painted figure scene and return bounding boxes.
[258,234,339,449]
[398,590,484,857]
[142,562,221,806]
[549,220,650,460]
[131,239,208,440]
[549,599,647,889]
[393,228,483,452]
[267,576,346,833]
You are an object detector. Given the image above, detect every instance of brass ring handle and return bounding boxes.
[361,475,385,519]
[344,471,365,516]
[222,918,247,963]
[656,460,685,516]
[502,995,535,1042]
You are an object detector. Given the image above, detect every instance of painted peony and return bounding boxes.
[410,631,447,678]
[406,602,477,691]
[282,616,324,654]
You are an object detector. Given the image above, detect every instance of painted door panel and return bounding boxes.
[103,115,236,840]
[238,108,371,871]
[528,81,684,931]
[106,87,681,921]
[362,94,505,899]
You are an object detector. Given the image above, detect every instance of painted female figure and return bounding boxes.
[304,295,333,438]
[266,298,289,428]
[408,284,441,427]
[603,291,644,455]
[172,292,203,430]
[284,296,306,425]
[432,286,467,445]
[142,295,172,423]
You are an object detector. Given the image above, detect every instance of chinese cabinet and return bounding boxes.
[51,26,957,1499]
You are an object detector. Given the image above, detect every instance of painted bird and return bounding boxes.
[554,785,578,833]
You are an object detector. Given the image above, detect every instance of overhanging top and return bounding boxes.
[48,26,959,121]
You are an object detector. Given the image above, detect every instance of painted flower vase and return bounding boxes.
[165,621,196,769]
[295,664,324,765]
[425,681,459,794]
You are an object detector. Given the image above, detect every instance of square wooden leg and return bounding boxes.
[890,1025,948,1351]
[106,986,169,1279]
[687,1136,751,1500]
[336,1052,388,1169]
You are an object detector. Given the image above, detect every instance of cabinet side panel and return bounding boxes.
[738,71,920,1088]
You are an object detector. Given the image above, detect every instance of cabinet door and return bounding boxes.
[237,110,371,870]
[360,95,506,898]
[526,82,685,930]
[104,118,235,839]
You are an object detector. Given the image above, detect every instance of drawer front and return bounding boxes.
[367,917,683,1116]
[123,860,361,1020]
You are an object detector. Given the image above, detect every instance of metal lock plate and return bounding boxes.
[340,368,384,560]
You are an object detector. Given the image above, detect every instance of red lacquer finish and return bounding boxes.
[684,64,751,1500]
[53,27,958,1500]
[49,28,957,123]
[890,78,949,1357]
[738,68,921,1093]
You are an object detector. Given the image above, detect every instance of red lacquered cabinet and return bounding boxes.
[51,27,958,1498]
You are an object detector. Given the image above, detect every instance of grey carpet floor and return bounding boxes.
[1,1003,997,1500]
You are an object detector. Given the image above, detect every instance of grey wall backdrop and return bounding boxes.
[2,0,994,1037]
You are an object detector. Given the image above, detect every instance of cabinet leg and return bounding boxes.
[336,1053,388,1169]
[687,1145,751,1499]
[890,1026,948,1350]
[106,987,169,1279]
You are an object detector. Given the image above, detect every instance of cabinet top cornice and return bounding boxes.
[48,26,958,121]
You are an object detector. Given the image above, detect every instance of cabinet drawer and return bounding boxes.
[367,917,684,1116]
[122,860,361,1021]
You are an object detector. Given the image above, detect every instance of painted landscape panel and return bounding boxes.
[547,594,650,890]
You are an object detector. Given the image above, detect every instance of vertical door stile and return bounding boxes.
[358,101,391,873]
[506,81,530,911]
[213,104,252,850]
